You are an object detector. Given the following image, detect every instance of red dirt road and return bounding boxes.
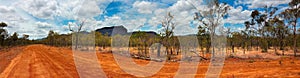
[0,45,79,78]
[1,44,300,78]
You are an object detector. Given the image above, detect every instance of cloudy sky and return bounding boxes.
[0,0,293,39]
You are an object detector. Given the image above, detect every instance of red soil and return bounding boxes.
[0,44,300,78]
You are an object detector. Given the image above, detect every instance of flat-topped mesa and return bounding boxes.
[95,26,128,36]
[95,26,158,36]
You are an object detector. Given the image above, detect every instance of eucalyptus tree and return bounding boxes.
[159,12,175,58]
[47,30,55,46]
[281,0,300,56]
[231,32,243,54]
[130,31,152,57]
[95,32,104,49]
[244,21,257,50]
[249,5,278,52]
[68,20,86,50]
[268,16,288,55]
[21,34,29,45]
[193,0,230,56]
[197,26,210,57]
[0,22,8,46]
[10,32,19,46]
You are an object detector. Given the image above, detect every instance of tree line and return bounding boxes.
[0,22,31,48]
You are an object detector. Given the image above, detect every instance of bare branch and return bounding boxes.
[78,19,86,32]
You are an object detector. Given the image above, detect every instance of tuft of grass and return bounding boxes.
[248,60,255,63]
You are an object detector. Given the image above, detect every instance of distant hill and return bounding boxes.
[95,26,128,36]
[95,26,159,36]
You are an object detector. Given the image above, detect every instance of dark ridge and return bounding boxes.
[95,26,128,36]
[95,26,159,36]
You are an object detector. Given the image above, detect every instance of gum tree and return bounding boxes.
[193,0,230,56]
[68,20,86,50]
[281,0,299,56]
[158,12,175,59]
[0,22,8,46]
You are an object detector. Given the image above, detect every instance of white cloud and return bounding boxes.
[0,5,34,37]
[225,6,252,24]
[0,6,14,13]
[131,0,204,35]
[236,0,291,9]
[76,0,112,18]
[1,0,113,39]
[15,0,58,19]
[148,9,167,26]
[3,0,282,39]
[169,0,196,12]
[2,0,206,38]
[168,0,204,35]
[133,1,158,14]
[36,22,52,28]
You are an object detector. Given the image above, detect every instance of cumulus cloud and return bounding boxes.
[166,0,204,35]
[133,1,158,14]
[225,6,252,24]
[15,0,58,19]
[121,0,204,35]
[0,0,113,39]
[0,6,14,13]
[1,0,291,39]
[36,22,52,28]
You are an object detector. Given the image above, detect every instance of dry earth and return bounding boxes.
[1,44,300,78]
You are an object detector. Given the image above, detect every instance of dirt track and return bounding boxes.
[1,44,300,78]
[0,45,79,78]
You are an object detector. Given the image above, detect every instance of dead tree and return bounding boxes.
[68,20,86,50]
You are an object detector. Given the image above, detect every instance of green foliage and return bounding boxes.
[95,32,110,48]
[0,22,32,47]
[0,22,7,28]
[281,0,300,56]
[35,30,72,47]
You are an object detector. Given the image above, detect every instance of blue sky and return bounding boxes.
[0,0,295,39]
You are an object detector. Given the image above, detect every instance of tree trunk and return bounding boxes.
[256,38,259,51]
[177,47,180,55]
[250,39,253,50]
[212,47,215,57]
[144,44,147,57]
[232,45,234,54]
[293,25,297,57]
[157,43,162,57]
[75,33,79,50]
[282,47,285,56]
[170,47,173,55]
[200,42,204,58]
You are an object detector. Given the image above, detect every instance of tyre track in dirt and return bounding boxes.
[0,46,23,74]
[0,44,79,78]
